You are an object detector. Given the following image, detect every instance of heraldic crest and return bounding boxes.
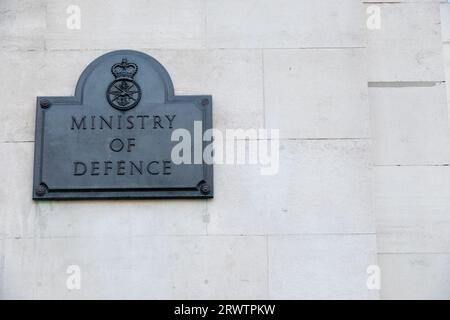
[106,58,142,111]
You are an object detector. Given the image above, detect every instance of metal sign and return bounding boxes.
[33,50,213,200]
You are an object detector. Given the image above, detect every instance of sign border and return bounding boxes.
[32,50,213,200]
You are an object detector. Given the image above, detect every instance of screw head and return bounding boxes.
[40,99,50,109]
[35,184,47,197]
[200,184,210,195]
[201,98,209,106]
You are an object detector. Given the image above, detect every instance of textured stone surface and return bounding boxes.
[0,0,46,51]
[367,1,450,301]
[206,0,365,48]
[365,1,446,3]
[0,50,102,143]
[370,85,450,165]
[149,49,264,131]
[264,48,369,139]
[375,166,450,253]
[1,236,267,299]
[45,0,204,50]
[442,4,450,43]
[269,235,378,299]
[366,2,445,81]
[379,254,450,300]
[444,44,450,118]
[0,49,263,143]
[207,140,374,235]
[0,142,36,239]
[2,139,373,238]
[0,142,208,240]
[9,0,443,300]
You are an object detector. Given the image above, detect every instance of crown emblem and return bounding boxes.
[111,58,138,79]
[106,58,141,111]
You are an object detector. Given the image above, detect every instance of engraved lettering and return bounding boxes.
[153,115,163,129]
[110,138,124,152]
[163,160,171,175]
[72,160,174,177]
[73,161,87,175]
[100,116,113,129]
[117,160,126,175]
[71,116,86,130]
[147,161,160,175]
[34,51,213,200]
[165,114,176,129]
[70,114,176,130]
[117,115,122,130]
[130,161,143,175]
[91,161,100,175]
[137,115,149,129]
[127,138,136,152]
[126,115,135,129]
[104,161,113,175]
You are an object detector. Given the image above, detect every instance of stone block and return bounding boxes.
[207,140,374,235]
[370,85,450,165]
[0,0,46,51]
[45,0,204,50]
[0,236,267,299]
[366,3,445,81]
[264,48,370,139]
[268,235,378,299]
[379,253,450,299]
[375,166,450,253]
[206,0,365,48]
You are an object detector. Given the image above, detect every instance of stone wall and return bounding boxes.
[371,0,450,299]
[0,0,447,299]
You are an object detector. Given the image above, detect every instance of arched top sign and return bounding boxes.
[33,50,213,200]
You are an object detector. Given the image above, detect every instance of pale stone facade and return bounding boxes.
[0,0,448,299]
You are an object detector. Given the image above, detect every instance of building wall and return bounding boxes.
[371,1,450,300]
[0,0,447,299]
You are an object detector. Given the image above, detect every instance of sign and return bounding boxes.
[33,50,213,200]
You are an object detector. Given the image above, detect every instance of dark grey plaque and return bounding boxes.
[33,50,213,200]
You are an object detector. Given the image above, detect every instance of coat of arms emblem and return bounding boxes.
[106,58,141,110]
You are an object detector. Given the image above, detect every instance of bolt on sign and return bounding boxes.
[33,50,213,200]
